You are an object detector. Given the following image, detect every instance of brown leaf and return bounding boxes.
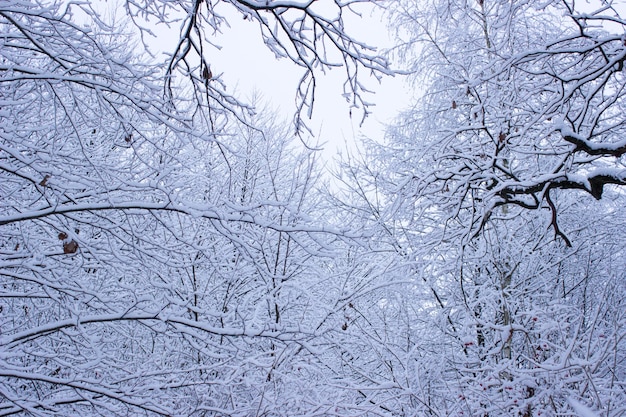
[202,66,212,81]
[58,232,68,240]
[63,240,78,254]
[451,100,457,109]
[39,175,50,186]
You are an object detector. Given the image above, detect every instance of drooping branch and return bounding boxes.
[561,131,626,157]
[497,169,626,202]
[0,200,354,236]
[545,187,571,247]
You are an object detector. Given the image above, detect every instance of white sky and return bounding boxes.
[191,3,412,161]
[90,0,412,161]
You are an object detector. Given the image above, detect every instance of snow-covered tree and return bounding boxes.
[0,0,393,414]
[339,0,626,415]
[388,0,626,243]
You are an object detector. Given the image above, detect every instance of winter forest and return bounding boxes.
[1,0,626,415]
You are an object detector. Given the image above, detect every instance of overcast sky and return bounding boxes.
[101,0,414,162]
[197,3,412,161]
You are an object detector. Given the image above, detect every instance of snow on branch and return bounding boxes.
[497,170,626,201]
[160,0,392,132]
